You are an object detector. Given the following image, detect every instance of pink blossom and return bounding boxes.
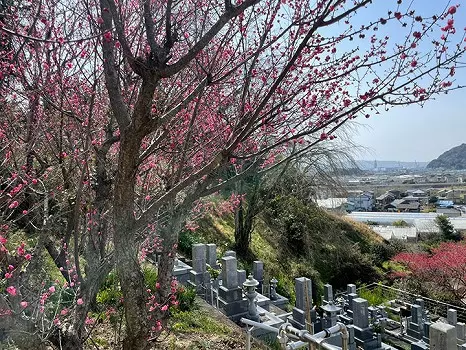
[6,286,16,296]
[9,201,19,209]
[448,6,457,15]
[20,301,28,308]
[17,245,25,256]
[161,305,168,311]
[49,286,56,293]
[77,298,84,305]
[25,254,32,261]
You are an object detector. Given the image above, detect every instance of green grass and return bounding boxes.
[358,284,390,306]
[171,309,232,334]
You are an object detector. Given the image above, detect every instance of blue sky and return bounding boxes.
[347,0,466,162]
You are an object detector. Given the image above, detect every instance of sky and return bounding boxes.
[345,0,466,162]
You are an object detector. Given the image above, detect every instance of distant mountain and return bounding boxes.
[356,160,427,170]
[427,143,466,170]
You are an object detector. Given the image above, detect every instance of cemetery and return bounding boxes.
[170,243,466,350]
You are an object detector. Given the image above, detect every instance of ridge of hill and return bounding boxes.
[427,143,466,170]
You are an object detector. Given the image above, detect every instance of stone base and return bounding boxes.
[256,293,270,311]
[189,270,210,286]
[173,263,192,285]
[407,327,422,340]
[411,341,429,350]
[292,307,308,327]
[218,298,248,321]
[270,294,289,310]
[354,326,374,341]
[218,286,243,303]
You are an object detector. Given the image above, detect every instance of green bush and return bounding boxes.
[96,271,122,307]
[359,284,389,306]
[393,220,409,227]
[371,242,396,265]
[176,285,198,312]
[178,229,201,257]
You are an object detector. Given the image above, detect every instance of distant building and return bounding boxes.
[375,192,395,209]
[372,226,418,242]
[316,198,347,211]
[387,199,420,212]
[346,192,374,212]
[407,189,427,197]
[436,207,462,217]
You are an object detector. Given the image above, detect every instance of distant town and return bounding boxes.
[317,163,466,241]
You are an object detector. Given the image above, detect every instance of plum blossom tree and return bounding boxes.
[1,0,466,349]
[393,242,466,306]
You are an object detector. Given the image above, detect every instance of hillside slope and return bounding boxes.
[183,196,388,302]
[427,143,466,169]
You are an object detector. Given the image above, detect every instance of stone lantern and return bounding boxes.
[321,301,342,327]
[243,274,260,322]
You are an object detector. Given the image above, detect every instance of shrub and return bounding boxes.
[359,284,389,306]
[178,229,201,258]
[371,242,396,265]
[96,271,122,307]
[175,285,198,312]
[393,220,409,227]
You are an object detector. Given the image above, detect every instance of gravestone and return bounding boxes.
[353,298,369,329]
[237,269,247,286]
[423,320,431,344]
[457,322,466,341]
[447,309,457,326]
[352,297,381,349]
[221,256,238,289]
[192,244,206,273]
[206,243,217,268]
[430,322,456,350]
[189,244,209,287]
[347,293,358,311]
[407,304,424,340]
[217,255,248,321]
[323,284,333,304]
[347,284,357,295]
[252,261,264,291]
[224,250,236,258]
[291,277,312,330]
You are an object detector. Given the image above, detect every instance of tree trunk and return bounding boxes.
[113,133,150,350]
[154,208,184,328]
[234,199,248,255]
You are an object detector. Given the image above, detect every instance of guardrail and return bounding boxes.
[358,283,466,322]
